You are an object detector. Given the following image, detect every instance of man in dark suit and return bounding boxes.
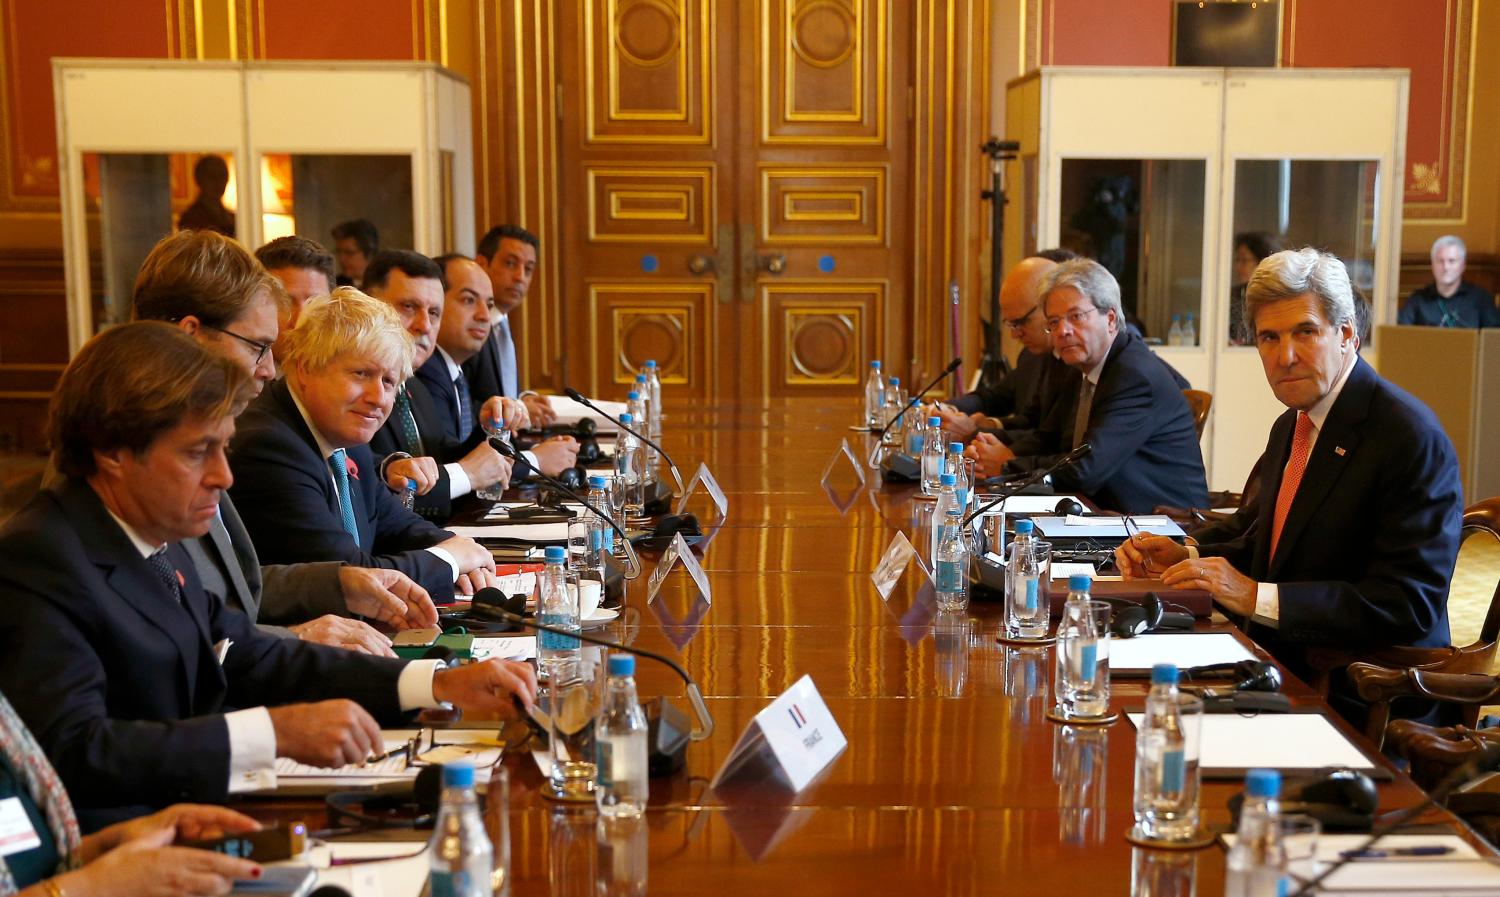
[130,230,437,654]
[230,290,500,602]
[0,323,535,829]
[1118,248,1463,682]
[361,250,517,519]
[969,259,1208,514]
[468,224,556,426]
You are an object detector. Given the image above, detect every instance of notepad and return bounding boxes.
[1108,633,1255,672]
[996,495,1085,514]
[471,635,536,661]
[1126,712,1378,774]
[1219,834,1491,894]
[447,522,569,543]
[270,729,506,788]
[1032,515,1185,539]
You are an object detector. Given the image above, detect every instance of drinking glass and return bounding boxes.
[545,649,603,800]
[1006,539,1052,640]
[1054,599,1111,719]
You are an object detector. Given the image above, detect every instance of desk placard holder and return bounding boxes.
[646,531,712,606]
[871,531,930,601]
[675,462,729,521]
[710,674,847,793]
[820,438,866,488]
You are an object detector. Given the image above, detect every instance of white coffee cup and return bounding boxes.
[569,580,604,619]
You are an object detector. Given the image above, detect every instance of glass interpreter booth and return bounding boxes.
[53,59,474,353]
[1005,67,1407,492]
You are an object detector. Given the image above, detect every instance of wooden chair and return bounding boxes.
[1345,496,1500,748]
[1182,389,1212,438]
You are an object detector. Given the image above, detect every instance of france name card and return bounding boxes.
[675,462,729,519]
[871,530,928,601]
[646,531,712,605]
[711,674,846,793]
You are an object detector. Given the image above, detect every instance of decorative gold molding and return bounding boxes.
[759,163,886,244]
[761,0,885,145]
[585,0,712,143]
[1406,0,1473,221]
[586,163,714,241]
[759,280,885,394]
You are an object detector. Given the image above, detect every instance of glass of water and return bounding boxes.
[545,649,603,800]
[1006,539,1052,640]
[476,424,511,503]
[1054,599,1111,719]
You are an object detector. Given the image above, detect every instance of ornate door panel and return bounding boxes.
[557,0,910,402]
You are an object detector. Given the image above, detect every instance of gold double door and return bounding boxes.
[556,0,913,403]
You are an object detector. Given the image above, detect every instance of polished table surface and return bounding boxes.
[274,398,1488,894]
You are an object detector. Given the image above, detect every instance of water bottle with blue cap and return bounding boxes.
[1054,573,1110,718]
[1133,662,1201,841]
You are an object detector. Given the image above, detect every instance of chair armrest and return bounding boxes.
[1350,662,1500,705]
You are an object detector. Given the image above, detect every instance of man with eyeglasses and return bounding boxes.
[936,256,1076,443]
[124,230,439,656]
[969,258,1207,515]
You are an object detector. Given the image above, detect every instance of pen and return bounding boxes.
[1340,846,1455,858]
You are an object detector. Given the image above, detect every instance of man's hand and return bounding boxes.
[63,826,261,897]
[480,395,530,432]
[1160,556,1259,616]
[454,567,501,597]
[964,432,1015,478]
[935,406,984,443]
[84,805,260,863]
[458,441,513,491]
[337,565,438,629]
[530,436,580,477]
[523,393,557,427]
[287,615,395,656]
[436,534,496,576]
[385,456,439,496]
[432,658,539,716]
[268,699,384,768]
[1114,532,1190,578]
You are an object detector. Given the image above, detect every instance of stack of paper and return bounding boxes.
[547,395,625,432]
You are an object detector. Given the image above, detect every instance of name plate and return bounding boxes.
[675,462,729,520]
[819,437,866,487]
[646,531,712,605]
[871,530,929,601]
[711,674,847,793]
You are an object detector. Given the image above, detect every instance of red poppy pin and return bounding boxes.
[345,454,360,480]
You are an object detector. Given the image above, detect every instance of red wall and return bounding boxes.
[1045,0,1172,67]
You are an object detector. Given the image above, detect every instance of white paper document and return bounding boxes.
[1127,713,1378,773]
[471,635,536,661]
[1219,833,1493,894]
[997,494,1084,514]
[302,841,430,897]
[270,729,506,787]
[1108,633,1255,671]
[546,395,624,431]
[1050,562,1097,581]
[1032,515,1186,539]
[446,522,569,543]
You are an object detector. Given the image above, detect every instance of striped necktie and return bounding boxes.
[330,448,361,541]
[393,386,424,455]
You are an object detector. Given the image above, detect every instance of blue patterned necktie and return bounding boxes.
[454,370,474,441]
[393,386,424,455]
[330,448,361,541]
[147,548,184,605]
[496,317,519,399]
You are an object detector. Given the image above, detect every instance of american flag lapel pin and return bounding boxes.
[1334,446,1346,457]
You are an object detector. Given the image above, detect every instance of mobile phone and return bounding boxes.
[391,627,441,648]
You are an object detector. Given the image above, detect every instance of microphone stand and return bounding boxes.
[469,601,714,742]
[565,387,685,493]
[488,437,642,580]
[867,357,963,468]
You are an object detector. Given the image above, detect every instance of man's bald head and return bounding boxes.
[998,257,1057,355]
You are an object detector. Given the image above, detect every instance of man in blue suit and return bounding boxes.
[229,290,499,602]
[1118,248,1463,682]
[970,258,1208,514]
[0,323,535,829]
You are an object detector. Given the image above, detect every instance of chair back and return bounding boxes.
[1182,389,1212,438]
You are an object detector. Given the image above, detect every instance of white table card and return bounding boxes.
[711,674,847,793]
[646,531,712,605]
[871,530,928,601]
[675,462,729,520]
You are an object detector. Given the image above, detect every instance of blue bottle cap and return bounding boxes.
[620,413,633,423]
[1068,573,1092,592]
[1245,768,1281,798]
[871,360,881,369]
[405,479,416,492]
[607,654,635,676]
[588,475,607,488]
[628,391,640,401]
[949,442,963,454]
[441,762,475,788]
[889,377,900,387]
[1014,519,1034,534]
[928,416,941,426]
[635,374,646,382]
[939,473,956,486]
[1151,663,1179,686]
[645,359,657,368]
[544,546,566,563]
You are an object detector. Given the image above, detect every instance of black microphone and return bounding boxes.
[961,442,1092,527]
[870,356,963,447]
[564,387,684,493]
[1286,742,1500,896]
[488,436,641,580]
[470,588,714,773]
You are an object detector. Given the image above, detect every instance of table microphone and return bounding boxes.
[488,436,642,580]
[564,387,684,493]
[961,442,1093,527]
[469,587,714,775]
[868,357,963,470]
[1285,741,1500,897]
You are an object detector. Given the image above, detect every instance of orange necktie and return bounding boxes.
[1269,411,1314,561]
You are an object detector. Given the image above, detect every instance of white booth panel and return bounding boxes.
[56,65,243,149]
[245,68,428,152]
[1045,69,1224,154]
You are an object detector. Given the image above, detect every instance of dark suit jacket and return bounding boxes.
[1197,358,1461,666]
[0,477,410,830]
[417,353,542,481]
[1008,330,1208,514]
[998,354,1081,455]
[463,326,512,405]
[229,379,457,602]
[369,382,472,521]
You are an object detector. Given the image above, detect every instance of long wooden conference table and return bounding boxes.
[268,397,1490,894]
